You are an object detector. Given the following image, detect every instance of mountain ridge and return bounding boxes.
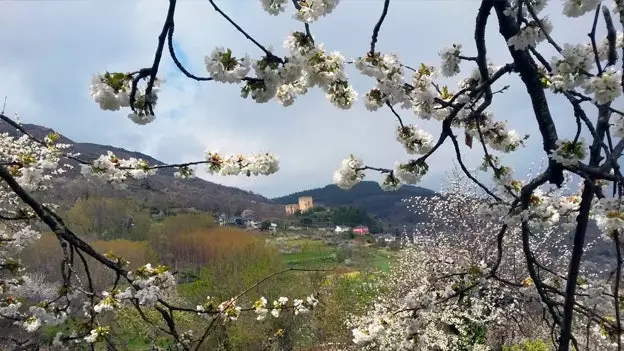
[0,122,285,218]
[272,181,438,225]
[1,122,440,224]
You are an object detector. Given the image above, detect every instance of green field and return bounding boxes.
[277,237,396,272]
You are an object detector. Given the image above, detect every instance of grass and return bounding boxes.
[284,238,328,248]
[369,248,396,272]
[277,236,398,273]
[283,245,338,268]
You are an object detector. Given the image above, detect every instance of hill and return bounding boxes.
[272,181,437,225]
[0,122,285,218]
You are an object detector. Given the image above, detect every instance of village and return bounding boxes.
[213,196,400,248]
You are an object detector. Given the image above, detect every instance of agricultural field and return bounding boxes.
[271,236,397,272]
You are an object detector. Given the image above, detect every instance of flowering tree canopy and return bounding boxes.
[3,0,624,349]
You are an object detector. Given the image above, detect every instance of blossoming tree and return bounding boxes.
[3,0,624,349]
[348,165,613,350]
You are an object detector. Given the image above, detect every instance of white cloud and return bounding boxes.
[0,0,620,198]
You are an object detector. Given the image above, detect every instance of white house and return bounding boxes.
[246,220,261,229]
[334,225,351,233]
[382,234,397,243]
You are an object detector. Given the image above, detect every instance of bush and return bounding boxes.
[503,339,550,351]
[73,240,158,292]
[163,227,260,272]
[308,271,381,346]
[175,232,321,350]
[147,212,216,261]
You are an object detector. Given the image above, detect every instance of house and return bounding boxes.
[381,234,396,242]
[246,220,261,229]
[225,217,245,227]
[353,226,369,235]
[218,213,229,226]
[334,225,351,233]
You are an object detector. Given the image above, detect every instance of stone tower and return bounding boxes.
[298,196,313,213]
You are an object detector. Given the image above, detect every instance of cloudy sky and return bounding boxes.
[0,0,619,198]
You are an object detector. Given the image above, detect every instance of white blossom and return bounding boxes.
[333,155,365,189]
[205,47,251,83]
[260,0,288,15]
[439,44,462,77]
[584,66,622,104]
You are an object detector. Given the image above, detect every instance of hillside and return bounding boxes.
[272,181,437,225]
[0,123,285,218]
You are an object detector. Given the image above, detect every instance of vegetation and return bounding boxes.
[3,0,624,350]
[11,195,392,350]
[293,205,383,233]
[65,197,153,241]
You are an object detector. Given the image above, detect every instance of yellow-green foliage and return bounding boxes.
[149,212,216,240]
[82,239,159,291]
[65,197,152,241]
[177,234,286,303]
[308,271,381,345]
[174,230,327,350]
[503,339,551,351]
[110,306,196,350]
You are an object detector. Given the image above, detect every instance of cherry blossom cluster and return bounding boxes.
[0,129,71,191]
[594,197,624,240]
[126,263,177,306]
[395,125,434,155]
[389,161,428,189]
[89,72,160,125]
[337,49,525,190]
[80,151,155,187]
[78,149,280,188]
[332,155,365,190]
[475,164,584,233]
[250,295,319,320]
[193,294,319,322]
[260,0,339,22]
[0,127,74,323]
[549,138,588,166]
[200,31,358,109]
[204,150,280,176]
